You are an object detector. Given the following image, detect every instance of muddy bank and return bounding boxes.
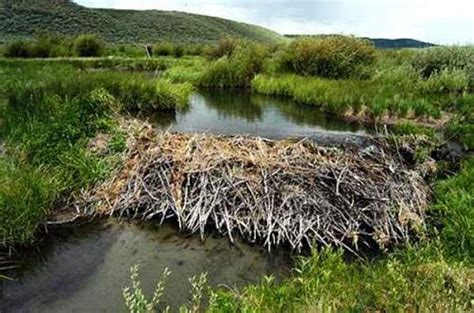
[0,219,291,312]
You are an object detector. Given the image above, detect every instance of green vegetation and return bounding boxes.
[277,36,377,79]
[0,33,473,311]
[3,33,106,58]
[0,0,284,44]
[74,34,105,57]
[0,159,58,246]
[199,42,268,88]
[0,61,193,247]
[411,46,474,80]
[3,40,30,58]
[123,265,208,313]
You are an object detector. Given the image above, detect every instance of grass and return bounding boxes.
[209,244,472,312]
[0,60,193,247]
[0,158,58,246]
[251,73,446,119]
[0,0,284,44]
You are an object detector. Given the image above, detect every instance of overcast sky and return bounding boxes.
[75,0,474,44]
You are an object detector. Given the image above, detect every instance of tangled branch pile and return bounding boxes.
[87,127,430,252]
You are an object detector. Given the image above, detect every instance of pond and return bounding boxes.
[0,220,291,312]
[1,91,369,312]
[144,90,370,142]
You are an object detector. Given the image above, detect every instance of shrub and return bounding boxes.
[173,45,184,58]
[154,42,174,56]
[28,33,63,58]
[206,37,238,60]
[74,34,105,57]
[3,40,30,58]
[278,36,377,79]
[411,46,474,78]
[200,42,268,88]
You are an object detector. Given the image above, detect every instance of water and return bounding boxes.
[145,90,369,140]
[0,220,291,312]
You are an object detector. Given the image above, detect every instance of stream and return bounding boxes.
[0,91,370,312]
[0,221,290,312]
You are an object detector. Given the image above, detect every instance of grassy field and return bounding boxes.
[0,0,284,44]
[1,35,473,311]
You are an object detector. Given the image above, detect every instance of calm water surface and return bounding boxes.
[0,220,290,312]
[146,90,368,139]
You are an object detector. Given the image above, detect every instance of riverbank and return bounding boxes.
[1,52,472,311]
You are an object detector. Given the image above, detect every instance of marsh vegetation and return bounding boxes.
[0,35,473,312]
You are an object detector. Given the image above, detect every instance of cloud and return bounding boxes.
[75,0,474,44]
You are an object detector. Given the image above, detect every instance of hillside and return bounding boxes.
[364,38,435,49]
[285,34,435,49]
[0,0,285,44]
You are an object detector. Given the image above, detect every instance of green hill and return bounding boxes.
[0,0,285,44]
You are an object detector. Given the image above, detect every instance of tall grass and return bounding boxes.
[0,61,193,247]
[73,34,105,57]
[252,74,445,119]
[0,158,58,246]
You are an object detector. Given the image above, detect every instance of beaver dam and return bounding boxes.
[80,126,431,253]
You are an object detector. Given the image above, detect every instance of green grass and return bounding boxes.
[0,0,284,44]
[251,73,446,119]
[0,158,58,246]
[0,60,193,247]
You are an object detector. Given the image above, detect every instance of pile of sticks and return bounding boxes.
[87,127,430,252]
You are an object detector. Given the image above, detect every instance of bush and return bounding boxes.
[278,36,377,79]
[411,46,474,78]
[3,34,74,58]
[74,34,105,57]
[4,40,30,58]
[154,42,174,56]
[200,42,268,88]
[206,37,238,60]
[28,33,61,58]
[173,45,184,58]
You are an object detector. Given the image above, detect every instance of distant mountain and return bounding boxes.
[364,38,436,49]
[284,34,435,49]
[0,0,284,44]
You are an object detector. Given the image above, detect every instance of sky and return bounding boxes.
[75,0,474,44]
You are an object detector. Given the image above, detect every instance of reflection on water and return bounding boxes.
[144,90,368,139]
[0,220,291,313]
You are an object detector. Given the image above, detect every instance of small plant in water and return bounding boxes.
[123,265,209,313]
[187,273,208,313]
[123,265,171,313]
